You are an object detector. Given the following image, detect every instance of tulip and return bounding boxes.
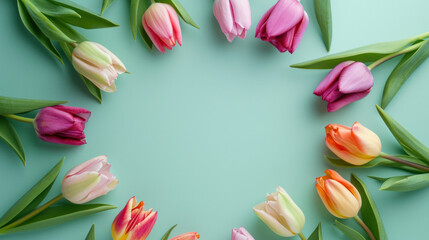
[33,105,91,145]
[316,169,361,219]
[253,186,305,237]
[314,61,374,112]
[111,197,158,240]
[255,0,309,53]
[142,3,182,53]
[232,227,254,240]
[325,122,382,165]
[213,0,251,42]
[170,232,200,240]
[72,41,126,92]
[62,155,118,204]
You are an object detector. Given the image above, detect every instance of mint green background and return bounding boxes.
[1,0,429,239]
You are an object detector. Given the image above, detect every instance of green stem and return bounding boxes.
[150,0,155,3]
[368,41,424,70]
[69,42,78,48]
[411,31,429,41]
[354,216,376,240]
[380,152,429,172]
[2,114,34,124]
[298,232,307,240]
[0,194,63,231]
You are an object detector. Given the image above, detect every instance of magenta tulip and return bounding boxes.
[33,105,91,145]
[213,0,251,42]
[314,61,374,112]
[232,227,255,240]
[255,0,309,53]
[142,3,182,53]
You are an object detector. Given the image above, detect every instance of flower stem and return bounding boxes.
[298,232,307,240]
[380,152,429,172]
[150,0,155,3]
[2,114,34,124]
[0,194,63,231]
[367,41,424,70]
[354,216,376,240]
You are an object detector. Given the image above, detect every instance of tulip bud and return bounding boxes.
[111,197,157,240]
[253,186,305,237]
[213,0,251,42]
[72,41,126,92]
[325,122,382,165]
[142,3,182,53]
[231,227,254,240]
[33,105,91,146]
[314,61,374,112]
[62,155,118,204]
[316,169,362,219]
[255,0,309,53]
[170,232,200,240]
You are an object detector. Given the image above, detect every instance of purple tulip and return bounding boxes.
[255,0,309,53]
[33,105,91,145]
[213,0,251,42]
[314,61,374,112]
[232,227,255,240]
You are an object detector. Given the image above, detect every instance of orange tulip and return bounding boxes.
[169,232,200,240]
[325,122,381,165]
[316,169,361,219]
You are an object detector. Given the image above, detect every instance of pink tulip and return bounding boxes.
[33,105,91,145]
[232,227,254,240]
[111,197,158,240]
[142,3,182,53]
[170,232,200,240]
[255,0,309,53]
[213,0,251,42]
[314,61,374,112]
[62,155,118,204]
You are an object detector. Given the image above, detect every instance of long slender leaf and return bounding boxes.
[101,0,115,15]
[370,174,429,192]
[17,0,63,63]
[85,224,95,240]
[0,96,67,114]
[334,220,366,240]
[33,0,80,19]
[0,158,64,228]
[0,204,116,235]
[351,174,387,240]
[308,223,323,240]
[50,0,119,29]
[314,0,332,51]
[0,117,25,165]
[138,0,153,50]
[376,105,429,164]
[381,39,429,108]
[161,224,177,240]
[130,0,140,40]
[158,0,199,29]
[53,19,87,42]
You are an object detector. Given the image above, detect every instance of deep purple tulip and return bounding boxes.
[255,0,309,53]
[314,61,374,112]
[33,105,91,145]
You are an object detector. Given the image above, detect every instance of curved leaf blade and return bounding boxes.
[53,19,87,42]
[161,224,177,240]
[101,0,115,15]
[85,224,95,240]
[372,174,429,192]
[0,117,25,165]
[130,0,140,40]
[33,0,80,19]
[137,0,153,50]
[334,220,366,240]
[308,223,323,240]
[314,0,332,51]
[376,105,429,164]
[0,158,64,228]
[158,0,199,29]
[351,174,387,240]
[0,96,67,114]
[381,39,429,108]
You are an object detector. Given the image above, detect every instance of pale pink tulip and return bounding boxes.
[232,227,254,240]
[213,0,251,42]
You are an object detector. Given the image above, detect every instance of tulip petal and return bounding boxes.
[231,0,251,30]
[66,155,106,176]
[351,122,382,157]
[72,56,118,92]
[232,227,254,240]
[324,180,360,218]
[169,232,200,240]
[72,41,112,69]
[338,62,374,94]
[327,89,371,112]
[51,105,91,121]
[112,197,136,239]
[325,137,371,165]
[289,11,308,53]
[316,177,343,218]
[34,107,74,135]
[325,169,362,206]
[253,204,294,237]
[92,42,127,74]
[127,211,158,240]
[314,61,354,96]
[277,190,305,234]
[143,17,166,53]
[255,4,276,38]
[36,134,87,145]
[165,4,182,46]
[62,172,101,204]
[266,0,304,37]
[213,0,235,38]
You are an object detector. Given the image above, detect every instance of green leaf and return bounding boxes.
[326,155,427,174]
[85,224,95,240]
[314,0,332,51]
[381,39,429,108]
[0,96,67,115]
[33,0,81,19]
[158,0,199,29]
[130,0,140,40]
[371,174,429,192]
[376,105,429,164]
[308,223,323,240]
[50,0,119,29]
[23,0,75,42]
[0,158,64,228]
[101,0,115,15]
[161,224,177,240]
[0,117,25,165]
[334,220,366,240]
[17,0,63,63]
[291,36,423,69]
[53,19,87,42]
[137,0,153,50]
[351,174,387,240]
[0,204,116,235]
